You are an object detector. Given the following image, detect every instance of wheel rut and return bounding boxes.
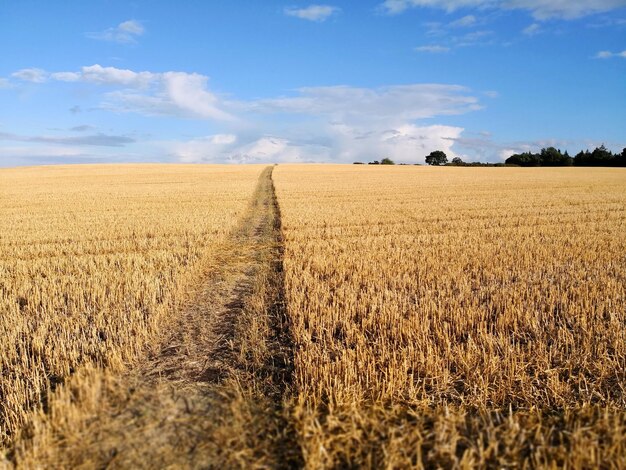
[11,166,302,469]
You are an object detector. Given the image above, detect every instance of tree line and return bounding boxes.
[505,145,626,167]
[353,145,626,167]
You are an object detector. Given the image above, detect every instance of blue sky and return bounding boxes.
[0,0,625,166]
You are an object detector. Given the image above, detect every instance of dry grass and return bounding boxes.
[274,165,626,468]
[0,164,263,446]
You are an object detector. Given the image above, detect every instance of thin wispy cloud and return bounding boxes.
[11,68,48,83]
[284,4,340,22]
[381,0,626,20]
[0,131,135,147]
[450,15,477,27]
[245,84,481,120]
[70,125,96,132]
[522,23,541,35]
[595,50,626,58]
[415,45,451,53]
[86,20,145,44]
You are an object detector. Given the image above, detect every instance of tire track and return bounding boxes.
[11,166,302,469]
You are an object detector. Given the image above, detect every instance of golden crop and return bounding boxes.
[2,164,625,468]
[274,165,626,468]
[0,164,263,444]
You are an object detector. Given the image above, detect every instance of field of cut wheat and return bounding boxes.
[0,164,263,445]
[2,164,625,468]
[274,165,626,468]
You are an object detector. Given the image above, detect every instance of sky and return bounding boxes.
[0,0,625,166]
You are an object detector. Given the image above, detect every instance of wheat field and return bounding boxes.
[0,164,263,445]
[274,165,626,468]
[1,164,625,468]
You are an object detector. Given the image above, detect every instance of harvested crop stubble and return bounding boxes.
[273,165,626,468]
[0,164,263,445]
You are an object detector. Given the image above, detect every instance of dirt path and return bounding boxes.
[11,166,302,469]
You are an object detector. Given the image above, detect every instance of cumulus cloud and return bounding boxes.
[11,68,48,83]
[164,125,464,164]
[415,45,451,52]
[164,134,326,164]
[595,50,626,58]
[10,63,486,163]
[86,20,145,44]
[381,0,626,20]
[52,64,157,88]
[284,4,340,21]
[159,82,479,164]
[326,123,464,162]
[47,65,233,120]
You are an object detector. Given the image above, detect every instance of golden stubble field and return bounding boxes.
[1,163,625,468]
[274,165,626,468]
[0,164,263,444]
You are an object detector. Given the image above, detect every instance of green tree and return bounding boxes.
[451,157,464,166]
[380,157,395,165]
[425,150,448,166]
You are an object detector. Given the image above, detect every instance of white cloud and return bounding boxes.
[381,0,626,20]
[415,45,451,52]
[522,23,541,35]
[164,125,465,165]
[247,84,481,120]
[284,4,340,21]
[167,134,238,163]
[118,78,481,163]
[0,78,12,88]
[54,64,157,88]
[455,29,493,45]
[86,20,145,44]
[159,72,233,120]
[450,14,477,27]
[0,131,135,147]
[10,63,486,164]
[11,68,48,83]
[164,134,324,164]
[50,72,81,82]
[595,50,626,58]
[327,123,464,162]
[46,65,233,120]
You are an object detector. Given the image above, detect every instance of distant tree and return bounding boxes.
[591,145,614,165]
[425,150,448,166]
[539,147,573,166]
[617,148,626,167]
[450,156,465,166]
[574,145,614,166]
[380,157,395,165]
[368,160,380,165]
[353,161,364,164]
[505,151,540,166]
[574,149,592,166]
